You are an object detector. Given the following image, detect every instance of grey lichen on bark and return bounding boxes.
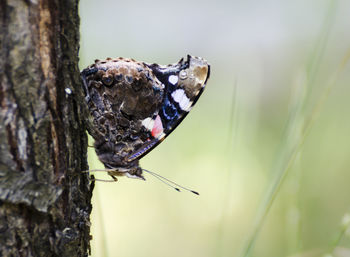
[0,0,93,256]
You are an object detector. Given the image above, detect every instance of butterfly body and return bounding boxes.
[81,55,210,180]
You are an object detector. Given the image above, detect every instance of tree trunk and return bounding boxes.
[0,0,93,256]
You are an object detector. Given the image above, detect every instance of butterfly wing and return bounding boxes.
[127,55,210,162]
[81,55,210,179]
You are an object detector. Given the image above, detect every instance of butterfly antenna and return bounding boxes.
[142,169,199,195]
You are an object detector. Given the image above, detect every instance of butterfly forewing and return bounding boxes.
[126,56,210,162]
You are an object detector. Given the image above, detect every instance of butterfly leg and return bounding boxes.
[81,72,91,102]
[110,175,118,182]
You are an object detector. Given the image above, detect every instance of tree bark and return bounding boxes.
[0,0,93,256]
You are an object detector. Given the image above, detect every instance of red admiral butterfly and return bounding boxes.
[81,55,210,186]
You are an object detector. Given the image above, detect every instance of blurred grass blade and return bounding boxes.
[306,0,337,93]
[239,1,340,256]
[327,212,350,255]
[215,80,239,256]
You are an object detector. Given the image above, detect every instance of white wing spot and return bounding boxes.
[171,89,191,111]
[141,117,154,131]
[168,75,178,85]
[180,99,192,112]
[171,89,184,102]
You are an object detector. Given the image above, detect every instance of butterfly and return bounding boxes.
[81,55,210,183]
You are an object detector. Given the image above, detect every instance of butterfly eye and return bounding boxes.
[179,70,188,80]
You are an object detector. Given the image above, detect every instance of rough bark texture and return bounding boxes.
[0,0,93,256]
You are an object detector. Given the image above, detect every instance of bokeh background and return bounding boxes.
[79,0,350,256]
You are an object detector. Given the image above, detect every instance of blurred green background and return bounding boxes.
[79,0,350,256]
